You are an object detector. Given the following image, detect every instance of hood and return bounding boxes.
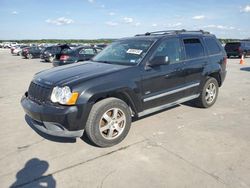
[33,61,130,86]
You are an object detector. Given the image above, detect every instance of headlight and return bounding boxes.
[51,86,79,105]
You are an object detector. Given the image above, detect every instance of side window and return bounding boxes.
[80,48,95,55]
[204,37,221,55]
[183,38,205,59]
[244,42,250,48]
[153,38,182,64]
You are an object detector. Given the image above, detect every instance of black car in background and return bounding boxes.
[53,47,99,67]
[21,46,44,59]
[225,40,250,58]
[40,44,71,62]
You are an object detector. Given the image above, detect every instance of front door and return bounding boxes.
[141,37,186,110]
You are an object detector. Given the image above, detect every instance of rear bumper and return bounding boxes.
[21,95,84,138]
[220,70,227,84]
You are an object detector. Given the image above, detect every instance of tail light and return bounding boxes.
[60,55,69,61]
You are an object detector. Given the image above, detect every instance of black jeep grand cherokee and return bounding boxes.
[21,30,227,147]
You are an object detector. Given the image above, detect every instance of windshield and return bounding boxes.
[92,39,154,65]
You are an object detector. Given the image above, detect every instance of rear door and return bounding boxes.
[180,37,208,97]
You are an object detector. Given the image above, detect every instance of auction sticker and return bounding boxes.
[127,49,143,55]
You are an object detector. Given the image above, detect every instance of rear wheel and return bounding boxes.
[195,77,219,108]
[243,52,247,58]
[85,98,131,147]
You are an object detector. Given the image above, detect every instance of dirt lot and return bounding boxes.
[0,48,250,188]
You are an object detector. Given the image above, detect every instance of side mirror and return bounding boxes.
[148,56,170,67]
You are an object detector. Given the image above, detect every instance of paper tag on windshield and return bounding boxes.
[127,49,143,55]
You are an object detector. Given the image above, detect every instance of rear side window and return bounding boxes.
[225,42,240,50]
[204,37,221,55]
[80,48,95,55]
[243,42,250,48]
[183,38,205,59]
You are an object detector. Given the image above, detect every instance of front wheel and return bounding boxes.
[49,56,55,63]
[27,53,33,59]
[195,77,219,108]
[85,98,131,147]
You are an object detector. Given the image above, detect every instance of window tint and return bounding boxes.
[153,38,182,64]
[183,38,205,59]
[80,48,95,55]
[204,37,221,55]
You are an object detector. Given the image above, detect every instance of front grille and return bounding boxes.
[28,82,51,103]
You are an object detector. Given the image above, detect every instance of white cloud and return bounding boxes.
[11,11,18,15]
[46,17,74,26]
[123,17,134,23]
[105,21,118,26]
[152,23,158,27]
[204,25,235,30]
[166,22,182,27]
[242,5,250,12]
[87,0,94,3]
[109,12,115,16]
[134,22,141,27]
[192,15,205,20]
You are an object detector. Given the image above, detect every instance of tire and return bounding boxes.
[243,52,247,58]
[195,77,219,108]
[49,56,55,63]
[27,53,33,59]
[85,98,131,147]
[227,55,230,59]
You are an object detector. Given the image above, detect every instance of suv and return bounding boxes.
[21,46,44,59]
[21,30,227,147]
[225,40,250,58]
[53,46,99,67]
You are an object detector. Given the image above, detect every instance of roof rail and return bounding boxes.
[135,29,210,37]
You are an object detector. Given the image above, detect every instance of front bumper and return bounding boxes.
[21,95,84,138]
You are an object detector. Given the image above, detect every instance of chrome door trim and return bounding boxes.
[138,94,200,117]
[143,82,200,102]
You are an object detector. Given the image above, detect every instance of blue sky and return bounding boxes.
[0,0,250,40]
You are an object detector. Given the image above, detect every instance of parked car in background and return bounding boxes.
[3,42,18,48]
[41,44,71,62]
[53,46,99,67]
[95,43,108,49]
[12,45,29,56]
[21,30,227,147]
[225,41,250,58]
[21,46,44,59]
